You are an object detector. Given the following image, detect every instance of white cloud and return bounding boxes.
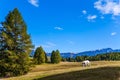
[46,42,56,47]
[82,10,87,14]
[94,0,120,16]
[87,15,97,21]
[28,0,39,7]
[111,32,117,36]
[54,27,63,30]
[42,42,56,48]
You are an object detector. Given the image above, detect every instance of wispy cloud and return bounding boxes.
[46,42,56,47]
[82,10,87,14]
[68,40,75,45]
[54,27,63,30]
[28,0,39,7]
[94,0,120,16]
[42,42,56,48]
[111,32,117,36]
[87,15,97,21]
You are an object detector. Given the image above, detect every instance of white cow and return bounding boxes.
[82,60,90,67]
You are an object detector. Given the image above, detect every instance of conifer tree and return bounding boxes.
[51,50,56,63]
[51,50,61,64]
[55,50,61,63]
[0,8,33,77]
[34,46,45,64]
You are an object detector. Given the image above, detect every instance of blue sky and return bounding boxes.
[1,0,120,53]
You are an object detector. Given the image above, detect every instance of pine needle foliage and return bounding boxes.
[51,50,61,64]
[0,8,33,77]
[33,46,45,64]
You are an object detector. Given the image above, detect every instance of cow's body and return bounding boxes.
[82,60,90,67]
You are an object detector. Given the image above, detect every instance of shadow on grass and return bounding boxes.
[34,67,120,80]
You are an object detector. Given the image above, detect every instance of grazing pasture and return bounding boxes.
[3,61,120,80]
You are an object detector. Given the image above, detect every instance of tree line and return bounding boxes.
[62,52,120,62]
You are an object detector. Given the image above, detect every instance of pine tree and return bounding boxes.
[51,50,56,63]
[55,50,61,63]
[33,46,45,64]
[51,50,61,64]
[0,8,33,77]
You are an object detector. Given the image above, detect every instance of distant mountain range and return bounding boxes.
[30,48,120,58]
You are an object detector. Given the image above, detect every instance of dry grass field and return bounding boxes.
[2,61,120,80]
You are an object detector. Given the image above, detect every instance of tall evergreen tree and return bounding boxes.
[51,50,61,64]
[0,8,33,77]
[33,46,45,64]
[55,50,61,63]
[51,50,56,63]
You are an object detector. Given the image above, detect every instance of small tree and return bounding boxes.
[34,46,45,64]
[51,50,61,64]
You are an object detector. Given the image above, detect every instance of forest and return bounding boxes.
[62,52,120,62]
